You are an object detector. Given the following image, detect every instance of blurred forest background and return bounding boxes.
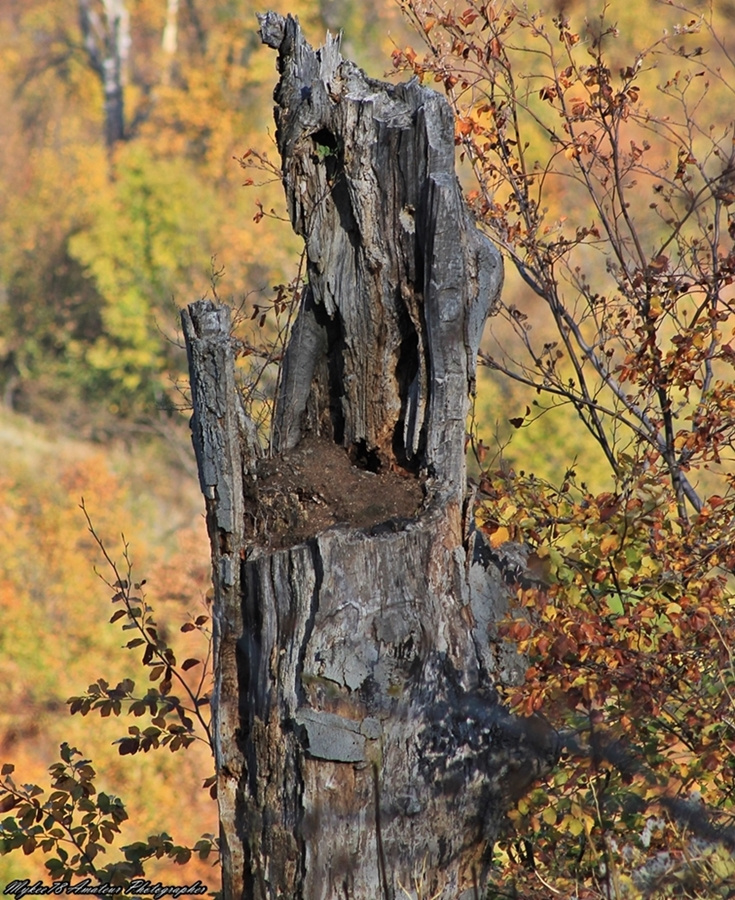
[1,0,734,892]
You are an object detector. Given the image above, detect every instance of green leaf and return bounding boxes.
[541,806,557,826]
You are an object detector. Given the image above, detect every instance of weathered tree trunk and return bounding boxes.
[182,13,555,900]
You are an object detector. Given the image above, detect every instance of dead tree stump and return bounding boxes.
[182,13,556,900]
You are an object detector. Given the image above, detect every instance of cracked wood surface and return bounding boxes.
[182,13,557,900]
[260,11,503,506]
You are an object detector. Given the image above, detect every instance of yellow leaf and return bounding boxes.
[562,814,584,836]
[490,526,510,548]
[542,806,557,826]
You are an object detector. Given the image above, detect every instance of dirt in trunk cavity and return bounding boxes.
[245,435,425,550]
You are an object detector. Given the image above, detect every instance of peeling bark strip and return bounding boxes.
[181,302,255,900]
[183,13,556,900]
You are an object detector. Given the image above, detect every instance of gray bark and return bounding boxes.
[183,13,556,900]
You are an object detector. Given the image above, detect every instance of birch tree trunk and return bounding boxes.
[78,0,130,148]
[182,13,557,900]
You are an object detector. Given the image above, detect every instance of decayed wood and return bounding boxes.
[181,302,260,900]
[183,13,556,900]
[260,10,502,509]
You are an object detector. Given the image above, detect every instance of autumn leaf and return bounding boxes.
[489,525,511,547]
[599,534,618,556]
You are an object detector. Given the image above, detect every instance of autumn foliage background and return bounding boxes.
[2,0,735,897]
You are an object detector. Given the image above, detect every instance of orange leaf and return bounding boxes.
[599,534,618,556]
